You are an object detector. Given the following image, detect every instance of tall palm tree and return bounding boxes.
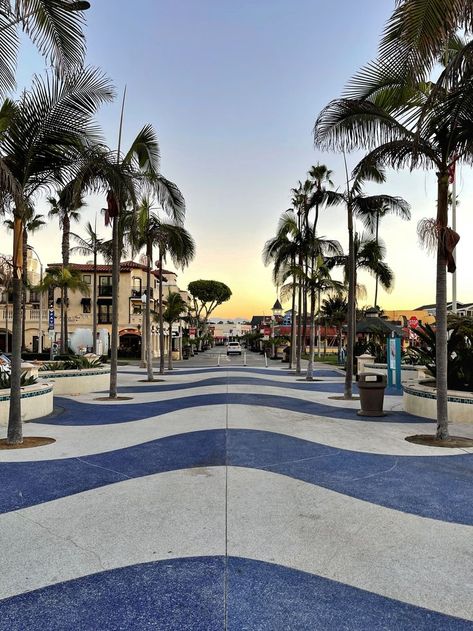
[0,0,88,96]
[70,219,103,354]
[0,255,13,352]
[162,291,188,370]
[48,185,84,352]
[357,198,411,307]
[0,67,114,444]
[38,267,89,336]
[263,210,299,369]
[5,207,46,349]
[320,293,348,359]
[141,214,195,377]
[314,54,472,437]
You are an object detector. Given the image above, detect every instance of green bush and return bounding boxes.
[0,372,37,389]
[407,318,473,392]
[39,355,103,372]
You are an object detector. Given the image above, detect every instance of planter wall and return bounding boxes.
[403,382,473,423]
[0,383,53,426]
[365,363,429,384]
[38,367,110,396]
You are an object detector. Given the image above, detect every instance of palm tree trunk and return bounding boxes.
[7,274,23,444]
[435,173,449,440]
[92,247,97,354]
[317,288,321,356]
[158,248,165,376]
[60,287,65,354]
[146,239,153,381]
[109,214,119,398]
[5,297,9,353]
[296,278,303,374]
[345,202,355,399]
[168,325,173,370]
[21,230,27,351]
[289,270,296,370]
[62,214,70,354]
[374,212,380,308]
[306,284,316,380]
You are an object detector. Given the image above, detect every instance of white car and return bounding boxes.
[226,342,242,356]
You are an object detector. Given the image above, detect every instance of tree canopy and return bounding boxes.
[188,280,232,322]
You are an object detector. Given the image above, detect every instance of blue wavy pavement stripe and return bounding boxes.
[125,366,343,378]
[41,392,426,426]
[1,429,471,524]
[113,375,368,394]
[0,556,470,631]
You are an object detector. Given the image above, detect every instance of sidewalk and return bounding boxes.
[0,358,471,629]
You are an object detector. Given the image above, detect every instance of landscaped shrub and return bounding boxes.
[407,318,473,392]
[0,372,37,389]
[39,355,104,372]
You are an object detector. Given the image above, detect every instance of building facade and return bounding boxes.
[0,260,190,357]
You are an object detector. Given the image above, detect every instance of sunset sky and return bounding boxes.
[2,0,473,319]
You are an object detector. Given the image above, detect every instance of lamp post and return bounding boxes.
[26,245,43,354]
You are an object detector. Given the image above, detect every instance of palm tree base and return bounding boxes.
[1,436,55,449]
[328,395,360,401]
[93,396,134,401]
[137,378,165,383]
[405,435,473,448]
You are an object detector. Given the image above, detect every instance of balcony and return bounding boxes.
[130,288,153,299]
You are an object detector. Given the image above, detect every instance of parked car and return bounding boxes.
[226,341,242,356]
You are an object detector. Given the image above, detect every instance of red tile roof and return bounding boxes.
[46,260,175,275]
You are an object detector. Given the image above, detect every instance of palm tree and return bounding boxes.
[141,214,195,377]
[5,208,46,349]
[38,267,89,338]
[263,210,299,369]
[0,0,88,96]
[48,186,84,352]
[70,220,103,354]
[0,67,114,444]
[303,254,343,380]
[162,291,188,370]
[0,255,13,352]
[358,199,411,307]
[314,54,472,438]
[320,293,348,359]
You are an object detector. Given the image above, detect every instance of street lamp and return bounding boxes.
[270,298,283,360]
[26,245,43,354]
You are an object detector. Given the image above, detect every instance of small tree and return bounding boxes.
[188,280,232,347]
[162,292,188,370]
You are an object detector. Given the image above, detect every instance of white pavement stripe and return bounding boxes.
[226,468,473,621]
[0,468,226,600]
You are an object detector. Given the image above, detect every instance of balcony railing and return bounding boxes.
[130,288,153,299]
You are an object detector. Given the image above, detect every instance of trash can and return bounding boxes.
[182,345,190,360]
[282,346,291,363]
[357,373,387,417]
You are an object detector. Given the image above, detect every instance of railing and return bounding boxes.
[130,288,153,299]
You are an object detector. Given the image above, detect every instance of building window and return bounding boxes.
[83,274,91,285]
[98,303,112,324]
[99,276,112,296]
[81,298,91,314]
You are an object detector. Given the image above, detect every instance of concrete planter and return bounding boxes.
[0,383,53,425]
[365,363,429,384]
[403,381,473,423]
[38,367,110,396]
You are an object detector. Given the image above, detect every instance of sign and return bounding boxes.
[408,316,419,329]
[48,309,55,330]
[387,335,402,390]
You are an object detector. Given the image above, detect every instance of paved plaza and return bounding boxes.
[0,351,472,629]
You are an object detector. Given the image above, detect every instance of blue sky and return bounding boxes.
[5,1,473,317]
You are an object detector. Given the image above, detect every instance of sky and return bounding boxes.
[2,0,473,319]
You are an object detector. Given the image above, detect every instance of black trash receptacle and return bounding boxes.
[357,373,387,417]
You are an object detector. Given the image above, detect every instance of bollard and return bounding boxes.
[264,353,268,368]
[243,352,247,366]
[217,354,220,367]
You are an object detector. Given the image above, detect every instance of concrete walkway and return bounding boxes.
[0,355,472,629]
